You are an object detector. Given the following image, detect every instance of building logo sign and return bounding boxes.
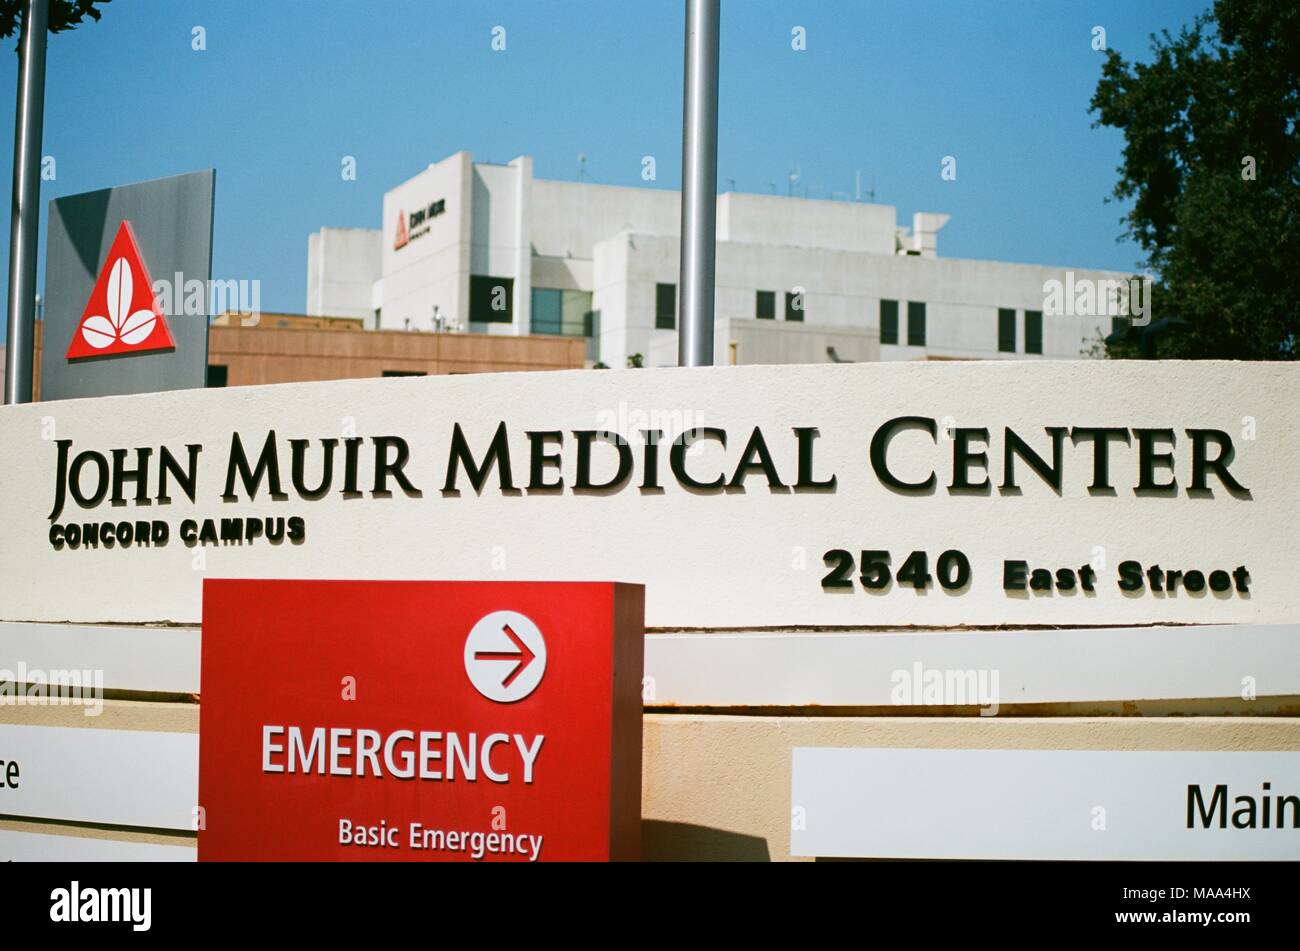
[64,220,175,360]
[393,198,445,251]
[39,420,1260,614]
[7,361,1296,629]
[393,209,409,250]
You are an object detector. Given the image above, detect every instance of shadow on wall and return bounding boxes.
[641,820,771,862]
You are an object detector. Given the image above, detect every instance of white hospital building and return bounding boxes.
[307,150,1132,368]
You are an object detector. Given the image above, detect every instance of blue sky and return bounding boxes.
[0,0,1210,341]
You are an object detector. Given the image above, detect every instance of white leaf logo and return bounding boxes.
[79,315,115,349]
[82,256,157,348]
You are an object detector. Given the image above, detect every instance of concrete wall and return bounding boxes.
[5,364,1294,862]
[530,179,680,260]
[723,317,879,366]
[650,317,881,367]
[306,228,382,323]
[468,157,531,336]
[379,151,473,332]
[717,192,897,254]
[592,230,676,365]
[640,714,1300,861]
[597,231,1127,367]
[5,361,1296,629]
[2,688,1296,862]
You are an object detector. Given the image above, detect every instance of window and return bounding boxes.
[206,365,227,388]
[755,290,776,320]
[1024,310,1043,355]
[998,308,1017,353]
[585,310,601,362]
[531,288,562,335]
[469,275,514,323]
[656,283,676,330]
[531,288,594,338]
[907,301,926,346]
[880,299,899,345]
[785,290,804,322]
[382,370,426,377]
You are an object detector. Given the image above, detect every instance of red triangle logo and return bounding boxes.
[393,209,409,250]
[65,220,176,360]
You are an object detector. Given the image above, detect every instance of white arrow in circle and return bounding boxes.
[464,611,547,703]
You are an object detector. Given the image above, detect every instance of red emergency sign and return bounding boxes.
[197,580,644,861]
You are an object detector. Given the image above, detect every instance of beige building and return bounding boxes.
[204,312,585,387]
[26,314,585,398]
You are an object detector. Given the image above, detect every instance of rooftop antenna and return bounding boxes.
[856,171,876,203]
[577,153,588,181]
[724,177,736,193]
[787,165,801,197]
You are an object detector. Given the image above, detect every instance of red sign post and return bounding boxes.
[198,580,644,861]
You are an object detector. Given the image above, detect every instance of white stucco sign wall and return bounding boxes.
[0,361,1295,628]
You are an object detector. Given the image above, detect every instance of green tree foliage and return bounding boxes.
[1,1,109,41]
[1091,0,1298,359]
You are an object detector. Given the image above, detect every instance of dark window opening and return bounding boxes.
[470,275,514,324]
[998,308,1016,353]
[907,301,926,346]
[756,290,776,320]
[1024,310,1043,355]
[785,290,804,322]
[880,300,899,345]
[656,282,676,330]
[206,364,228,388]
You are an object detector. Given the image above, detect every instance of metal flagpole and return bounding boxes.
[5,0,49,405]
[677,0,720,367]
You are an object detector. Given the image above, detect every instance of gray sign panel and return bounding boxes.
[40,169,215,401]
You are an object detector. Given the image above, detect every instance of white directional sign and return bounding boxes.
[463,610,547,703]
[0,830,195,862]
[0,724,197,831]
[791,747,1300,860]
